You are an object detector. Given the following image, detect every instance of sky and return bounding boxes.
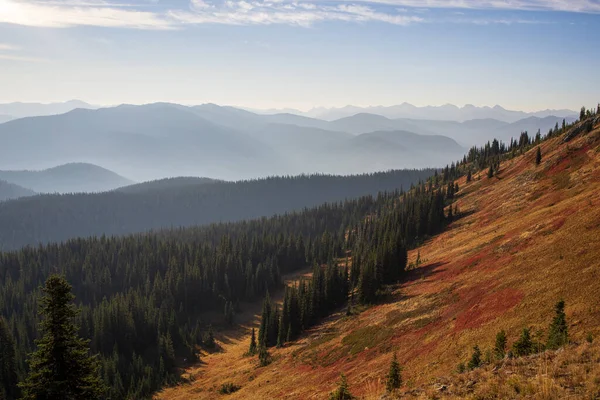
[0,0,599,111]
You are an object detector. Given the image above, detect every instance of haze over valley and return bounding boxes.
[0,101,576,183]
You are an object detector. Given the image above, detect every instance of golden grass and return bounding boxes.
[158,125,600,399]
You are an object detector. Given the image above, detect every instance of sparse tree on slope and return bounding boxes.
[512,328,535,357]
[467,345,482,370]
[535,147,542,166]
[248,328,257,355]
[386,352,402,393]
[329,373,354,400]
[547,300,568,350]
[19,275,105,400]
[494,330,507,360]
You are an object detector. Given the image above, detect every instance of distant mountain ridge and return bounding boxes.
[0,163,134,194]
[0,100,97,119]
[0,180,35,202]
[261,103,577,123]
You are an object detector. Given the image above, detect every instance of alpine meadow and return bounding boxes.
[0,1,599,399]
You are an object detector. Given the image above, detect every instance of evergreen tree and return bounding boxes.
[512,328,535,357]
[547,300,568,350]
[258,343,270,367]
[248,328,257,356]
[328,373,353,400]
[580,106,586,120]
[0,317,18,400]
[535,147,542,166]
[385,352,402,392]
[494,330,507,360]
[19,275,105,400]
[487,165,494,178]
[466,169,472,183]
[467,345,482,370]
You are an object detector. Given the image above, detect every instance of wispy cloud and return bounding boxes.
[0,0,176,29]
[0,0,596,30]
[358,0,600,13]
[169,0,423,27]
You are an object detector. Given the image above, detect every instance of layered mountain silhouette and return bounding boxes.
[0,180,35,202]
[0,163,133,194]
[0,103,465,181]
[295,103,578,122]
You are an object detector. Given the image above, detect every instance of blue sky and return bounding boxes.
[0,0,599,111]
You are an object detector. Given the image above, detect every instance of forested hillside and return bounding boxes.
[0,169,434,251]
[0,174,451,399]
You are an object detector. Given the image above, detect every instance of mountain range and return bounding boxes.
[0,103,465,181]
[250,103,578,123]
[0,101,575,183]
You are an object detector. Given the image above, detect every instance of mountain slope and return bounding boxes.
[0,180,35,201]
[158,118,600,399]
[0,163,134,193]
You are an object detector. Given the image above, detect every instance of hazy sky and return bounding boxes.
[1,0,599,111]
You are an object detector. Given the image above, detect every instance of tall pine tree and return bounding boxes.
[19,275,105,400]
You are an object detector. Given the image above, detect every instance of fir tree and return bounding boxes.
[487,165,494,179]
[547,300,568,350]
[248,328,257,355]
[19,275,105,400]
[467,345,482,370]
[328,373,353,400]
[466,169,472,183]
[258,343,270,367]
[535,147,542,166]
[494,330,507,360]
[512,328,535,357]
[0,317,18,400]
[385,352,402,392]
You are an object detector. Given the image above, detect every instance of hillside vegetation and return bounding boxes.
[0,169,433,251]
[157,115,600,399]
